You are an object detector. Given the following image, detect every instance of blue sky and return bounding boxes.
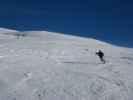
[0,0,133,47]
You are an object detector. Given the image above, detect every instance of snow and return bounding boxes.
[0,28,17,34]
[0,28,133,100]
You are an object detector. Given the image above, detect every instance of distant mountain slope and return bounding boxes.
[0,28,17,33]
[0,28,133,100]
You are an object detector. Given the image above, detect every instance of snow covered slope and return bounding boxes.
[0,28,17,33]
[0,29,133,100]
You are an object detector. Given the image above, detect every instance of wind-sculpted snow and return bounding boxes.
[0,29,133,100]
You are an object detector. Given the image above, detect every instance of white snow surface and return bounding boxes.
[0,29,133,100]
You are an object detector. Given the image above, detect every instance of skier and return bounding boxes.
[96,50,105,64]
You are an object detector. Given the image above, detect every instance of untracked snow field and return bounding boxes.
[0,28,133,100]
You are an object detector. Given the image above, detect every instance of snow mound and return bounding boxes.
[0,28,133,100]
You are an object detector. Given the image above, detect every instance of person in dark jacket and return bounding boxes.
[96,50,105,64]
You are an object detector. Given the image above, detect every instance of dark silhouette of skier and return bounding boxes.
[96,50,105,64]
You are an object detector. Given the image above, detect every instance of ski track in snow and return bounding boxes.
[0,29,133,100]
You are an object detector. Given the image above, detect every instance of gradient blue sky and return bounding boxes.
[0,0,133,47]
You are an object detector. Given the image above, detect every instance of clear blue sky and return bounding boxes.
[0,0,133,47]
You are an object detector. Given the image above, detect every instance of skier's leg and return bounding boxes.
[100,57,105,64]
